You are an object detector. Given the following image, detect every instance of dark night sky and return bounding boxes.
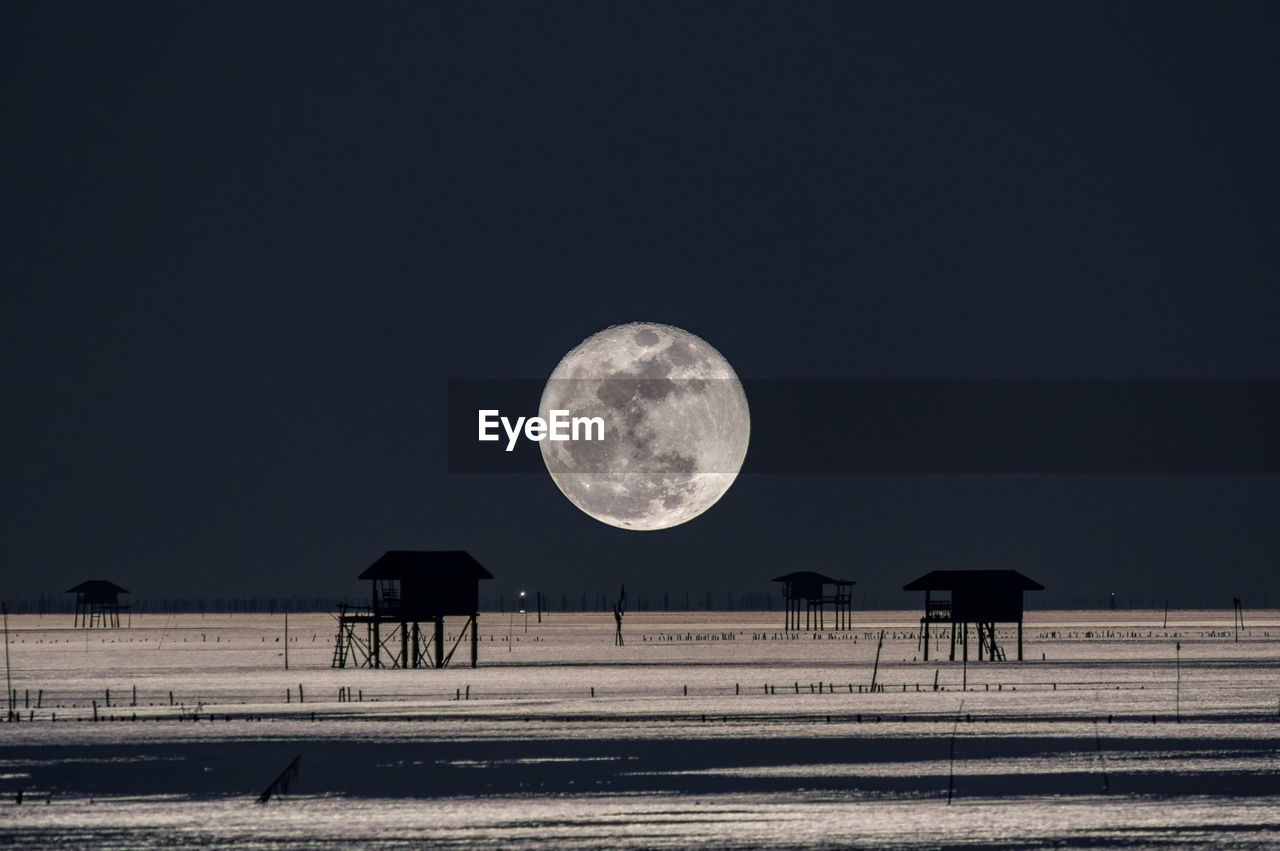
[3,2,1279,607]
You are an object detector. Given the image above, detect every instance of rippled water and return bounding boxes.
[2,610,1279,847]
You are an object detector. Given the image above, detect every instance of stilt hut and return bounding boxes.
[332,551,492,669]
[903,569,1042,662]
[66,580,130,628]
[772,572,856,631]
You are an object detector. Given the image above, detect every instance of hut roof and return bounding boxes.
[358,551,493,581]
[66,580,130,595]
[902,570,1044,592]
[771,571,853,585]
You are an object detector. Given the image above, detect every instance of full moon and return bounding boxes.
[539,322,750,530]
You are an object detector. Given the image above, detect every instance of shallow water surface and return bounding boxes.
[2,610,1279,847]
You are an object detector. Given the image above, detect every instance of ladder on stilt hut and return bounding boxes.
[978,623,1006,661]
[331,604,349,668]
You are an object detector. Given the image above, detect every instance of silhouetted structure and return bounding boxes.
[772,572,856,631]
[66,580,130,628]
[904,570,1043,662]
[332,551,492,669]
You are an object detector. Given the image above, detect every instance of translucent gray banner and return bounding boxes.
[448,379,1280,474]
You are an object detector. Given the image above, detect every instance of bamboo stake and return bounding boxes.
[2,603,12,720]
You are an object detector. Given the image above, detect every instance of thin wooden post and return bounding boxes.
[922,591,931,662]
[948,700,963,805]
[1175,641,1181,722]
[2,603,11,720]
[1094,719,1110,793]
[870,629,885,692]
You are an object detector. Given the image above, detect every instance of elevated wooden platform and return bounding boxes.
[331,604,477,669]
[772,572,856,631]
[67,580,130,628]
[331,551,491,670]
[906,570,1043,662]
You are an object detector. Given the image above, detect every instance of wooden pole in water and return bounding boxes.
[2,603,11,720]
[256,755,300,804]
[1175,641,1181,722]
[470,614,478,669]
[870,629,884,692]
[1094,719,1109,793]
[947,699,963,805]
[922,600,930,662]
[284,612,289,671]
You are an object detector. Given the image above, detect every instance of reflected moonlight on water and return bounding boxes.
[539,323,750,530]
